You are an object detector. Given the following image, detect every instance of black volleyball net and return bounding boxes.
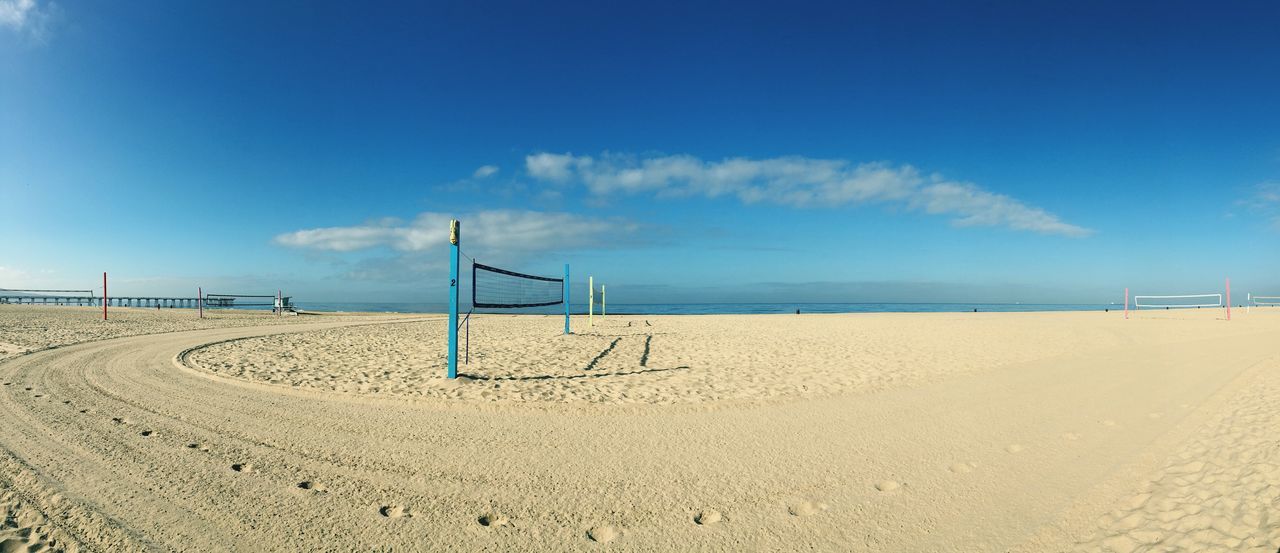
[472,262,564,309]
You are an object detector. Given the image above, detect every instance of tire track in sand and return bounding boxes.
[3,318,1280,551]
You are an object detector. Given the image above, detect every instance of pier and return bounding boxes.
[0,293,292,310]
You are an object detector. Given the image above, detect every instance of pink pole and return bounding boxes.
[1124,288,1129,320]
[199,287,203,319]
[102,272,108,321]
[1226,278,1231,321]
[277,289,281,316]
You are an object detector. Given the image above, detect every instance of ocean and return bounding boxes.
[292,302,1124,315]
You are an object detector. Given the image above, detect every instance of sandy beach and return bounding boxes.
[1,304,1279,551]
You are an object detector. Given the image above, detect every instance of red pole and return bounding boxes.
[1226,278,1231,321]
[1124,287,1129,320]
[102,272,108,321]
[199,287,203,319]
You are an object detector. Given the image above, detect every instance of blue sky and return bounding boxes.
[2,0,1278,304]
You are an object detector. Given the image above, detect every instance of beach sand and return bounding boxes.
[1,304,1278,551]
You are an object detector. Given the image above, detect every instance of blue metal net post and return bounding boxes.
[564,264,570,334]
[448,219,460,379]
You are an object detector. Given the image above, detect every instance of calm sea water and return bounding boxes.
[293,302,1123,315]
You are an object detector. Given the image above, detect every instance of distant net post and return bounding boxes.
[448,219,461,379]
[588,276,594,327]
[103,272,108,321]
[1225,278,1231,321]
[602,285,606,318]
[563,264,571,335]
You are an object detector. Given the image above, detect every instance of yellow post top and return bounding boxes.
[449,219,460,245]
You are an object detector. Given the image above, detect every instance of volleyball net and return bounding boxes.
[1250,294,1280,307]
[472,263,564,309]
[1132,293,1223,309]
[447,219,570,378]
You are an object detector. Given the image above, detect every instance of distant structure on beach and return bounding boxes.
[0,288,293,312]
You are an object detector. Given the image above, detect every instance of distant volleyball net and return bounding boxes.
[1132,293,1222,309]
[1250,294,1280,307]
[1126,278,1233,320]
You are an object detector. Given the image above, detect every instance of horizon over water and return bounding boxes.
[292,302,1129,315]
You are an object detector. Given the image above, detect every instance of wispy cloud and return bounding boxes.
[1255,182,1280,204]
[473,165,499,178]
[0,265,29,282]
[525,152,1093,237]
[275,210,637,255]
[274,210,640,281]
[0,0,56,42]
[1245,181,1280,229]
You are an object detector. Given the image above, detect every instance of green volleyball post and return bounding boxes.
[564,264,571,335]
[447,219,460,379]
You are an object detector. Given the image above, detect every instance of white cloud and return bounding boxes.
[0,0,54,41]
[0,0,34,27]
[525,152,1093,237]
[911,182,1091,237]
[274,210,637,255]
[473,165,499,178]
[525,153,578,182]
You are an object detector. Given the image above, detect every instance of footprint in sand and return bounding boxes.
[78,409,89,414]
[0,536,48,553]
[948,463,974,474]
[787,501,829,517]
[139,430,155,437]
[587,525,620,543]
[32,394,41,398]
[231,463,253,473]
[477,513,509,528]
[186,443,210,452]
[874,480,901,492]
[1006,444,1024,453]
[1101,419,1117,427]
[694,510,723,525]
[297,481,327,493]
[110,417,129,425]
[62,400,71,404]
[380,505,410,518]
